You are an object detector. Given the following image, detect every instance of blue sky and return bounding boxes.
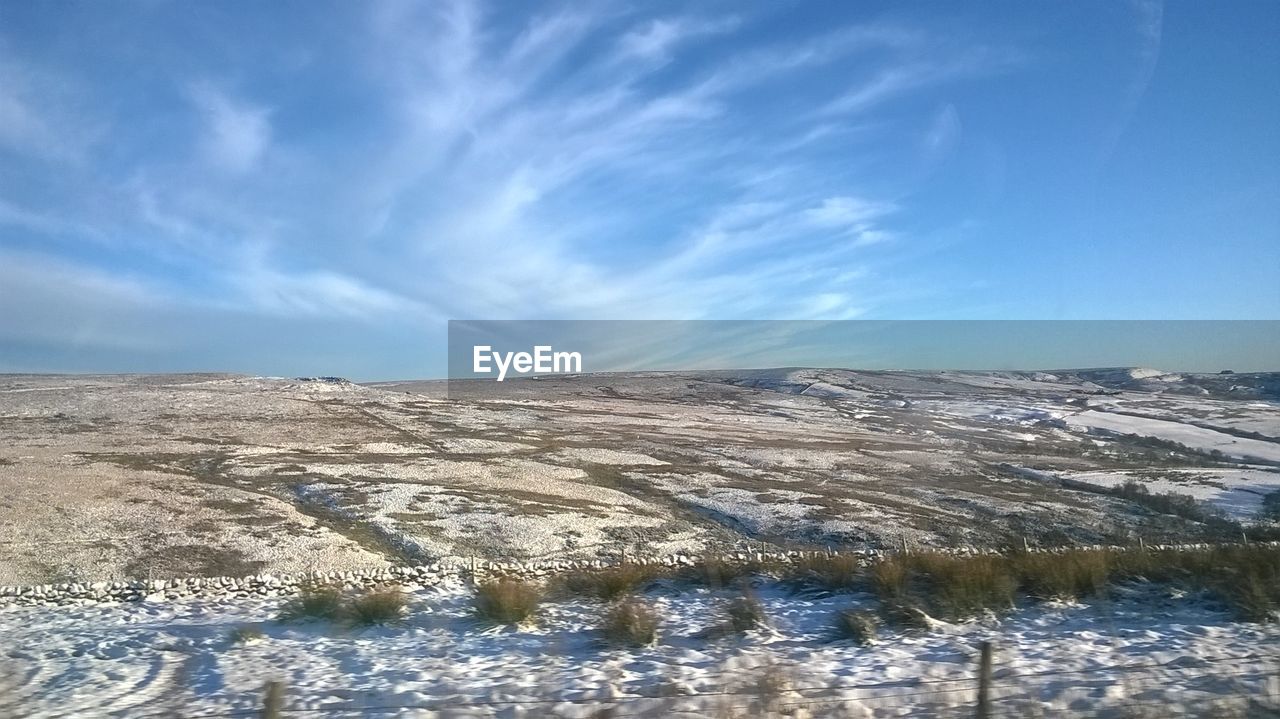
[1,1,1277,379]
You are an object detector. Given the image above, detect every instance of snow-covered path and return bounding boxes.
[2,582,1277,717]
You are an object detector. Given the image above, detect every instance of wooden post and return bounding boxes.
[1021,536,1029,553]
[262,681,284,719]
[1139,536,1146,552]
[976,641,992,719]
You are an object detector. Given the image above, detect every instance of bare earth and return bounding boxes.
[1,368,1277,584]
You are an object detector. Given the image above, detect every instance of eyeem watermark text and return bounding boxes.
[472,345,582,381]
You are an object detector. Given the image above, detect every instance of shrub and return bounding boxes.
[1215,547,1280,623]
[684,556,765,588]
[474,579,542,625]
[724,593,767,633]
[787,553,862,592]
[735,661,796,716]
[913,553,1016,619]
[278,582,344,622]
[698,591,769,640]
[1013,550,1109,600]
[1108,479,1240,534]
[869,556,909,601]
[834,609,877,645]
[347,587,407,626]
[880,600,930,631]
[228,625,264,645]
[555,564,663,600]
[600,597,660,647]
[1262,491,1280,522]
[1228,574,1276,623]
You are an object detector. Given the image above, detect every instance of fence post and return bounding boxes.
[262,681,284,719]
[976,641,992,719]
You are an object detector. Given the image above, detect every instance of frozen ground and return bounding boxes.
[1,580,1276,717]
[0,368,1278,584]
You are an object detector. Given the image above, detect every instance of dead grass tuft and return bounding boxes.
[725,592,768,633]
[474,578,542,625]
[786,553,862,592]
[682,556,769,588]
[869,556,909,601]
[913,553,1016,619]
[834,609,878,645]
[880,600,931,631]
[599,597,661,647]
[228,625,264,645]
[347,587,408,626]
[555,563,665,600]
[278,581,345,623]
[1012,551,1110,600]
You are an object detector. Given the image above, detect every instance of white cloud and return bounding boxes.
[231,263,432,320]
[617,16,740,63]
[0,55,98,162]
[0,2,1010,372]
[804,197,896,229]
[187,84,272,173]
[924,103,961,154]
[0,198,106,241]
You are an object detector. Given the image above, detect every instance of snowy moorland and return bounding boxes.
[1,367,1279,716]
[1,368,1278,584]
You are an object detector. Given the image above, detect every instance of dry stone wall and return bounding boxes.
[2,543,1272,608]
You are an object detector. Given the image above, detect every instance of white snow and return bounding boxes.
[2,583,1276,717]
[1064,410,1280,462]
[917,400,1067,426]
[1062,468,1280,521]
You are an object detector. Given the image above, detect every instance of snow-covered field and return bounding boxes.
[2,368,1279,716]
[1063,468,1280,521]
[1062,410,1280,463]
[2,581,1276,717]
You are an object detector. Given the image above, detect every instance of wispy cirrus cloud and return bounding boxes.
[186,83,273,174]
[0,53,100,163]
[0,0,1026,375]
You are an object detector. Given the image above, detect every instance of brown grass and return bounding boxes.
[869,556,909,601]
[347,587,408,626]
[834,609,877,644]
[1012,551,1110,600]
[724,592,768,633]
[554,563,665,600]
[278,582,345,623]
[912,553,1016,619]
[599,597,661,647]
[880,600,931,631]
[785,553,862,591]
[474,578,542,625]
